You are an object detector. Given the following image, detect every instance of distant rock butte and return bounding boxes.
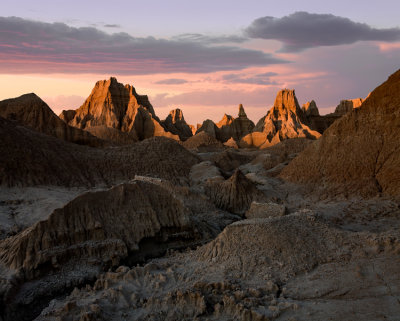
[302,100,319,116]
[63,77,178,141]
[281,69,400,197]
[240,89,321,148]
[161,108,193,141]
[0,93,106,147]
[301,100,341,134]
[183,131,224,152]
[334,98,364,115]
[196,104,255,143]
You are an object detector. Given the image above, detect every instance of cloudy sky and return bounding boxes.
[1,0,400,124]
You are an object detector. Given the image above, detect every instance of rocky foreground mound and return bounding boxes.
[0,93,105,147]
[0,117,199,187]
[36,208,400,321]
[281,69,400,197]
[0,180,236,320]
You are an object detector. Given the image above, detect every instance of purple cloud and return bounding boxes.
[0,17,287,74]
[246,12,400,52]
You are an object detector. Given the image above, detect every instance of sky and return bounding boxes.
[1,0,400,124]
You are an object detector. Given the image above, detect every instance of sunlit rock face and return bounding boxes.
[240,89,320,148]
[334,98,364,116]
[63,77,178,141]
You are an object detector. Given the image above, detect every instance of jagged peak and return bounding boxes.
[167,108,185,122]
[302,100,320,116]
[273,89,301,112]
[238,104,247,118]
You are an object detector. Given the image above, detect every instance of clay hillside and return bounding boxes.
[0,93,106,147]
[281,69,400,197]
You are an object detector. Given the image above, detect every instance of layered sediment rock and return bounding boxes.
[216,104,255,142]
[334,98,364,115]
[205,169,266,215]
[240,89,321,148]
[0,94,105,147]
[281,69,400,197]
[302,100,319,116]
[183,131,224,152]
[161,108,193,141]
[63,77,178,141]
[0,181,220,320]
[0,117,199,187]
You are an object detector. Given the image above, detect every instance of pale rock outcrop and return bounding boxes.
[334,98,364,115]
[240,89,321,148]
[245,201,286,219]
[281,69,400,197]
[64,77,178,141]
[161,108,193,141]
[0,94,106,147]
[205,169,266,215]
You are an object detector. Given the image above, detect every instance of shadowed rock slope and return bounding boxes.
[196,104,255,143]
[281,69,400,197]
[0,181,232,321]
[161,108,193,141]
[36,208,400,321]
[63,77,178,142]
[0,93,105,147]
[241,89,321,148]
[0,117,199,187]
[205,169,266,215]
[183,131,224,152]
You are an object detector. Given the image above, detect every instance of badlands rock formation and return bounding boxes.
[334,98,364,115]
[62,77,178,142]
[161,108,193,140]
[183,131,224,152]
[195,104,255,143]
[37,206,400,321]
[0,94,105,147]
[301,100,319,116]
[0,117,199,187]
[205,169,266,215]
[281,69,400,197]
[240,89,321,148]
[216,104,255,142]
[300,100,341,134]
[1,70,400,321]
[195,119,219,138]
[0,180,236,320]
